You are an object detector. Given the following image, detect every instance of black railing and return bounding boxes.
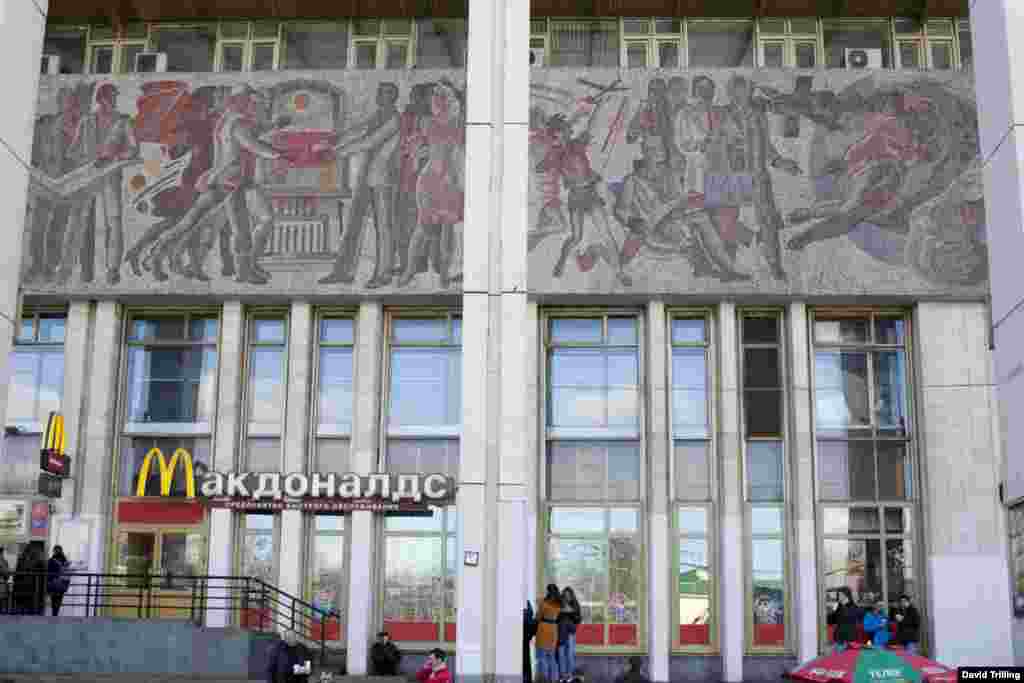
[0,571,340,664]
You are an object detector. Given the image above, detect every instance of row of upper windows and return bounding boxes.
[40,16,972,75]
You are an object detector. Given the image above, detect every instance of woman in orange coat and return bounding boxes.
[536,584,562,682]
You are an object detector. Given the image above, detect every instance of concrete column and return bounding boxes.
[60,301,91,519]
[717,302,743,682]
[78,301,121,573]
[914,302,1013,665]
[207,301,244,627]
[276,303,313,601]
[346,302,382,675]
[525,301,540,606]
[646,302,670,682]
[786,303,818,662]
[0,0,47,441]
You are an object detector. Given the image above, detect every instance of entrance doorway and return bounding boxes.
[111,527,206,618]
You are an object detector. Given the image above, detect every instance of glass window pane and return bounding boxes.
[252,43,276,71]
[253,21,279,39]
[877,442,910,499]
[315,438,350,473]
[899,42,921,69]
[745,390,783,438]
[874,351,908,435]
[310,532,344,618]
[895,17,922,34]
[744,348,780,389]
[678,506,707,535]
[823,21,892,69]
[383,536,443,633]
[747,441,783,502]
[607,351,639,386]
[607,318,637,346]
[750,506,783,535]
[248,348,284,431]
[658,42,679,68]
[551,318,602,344]
[608,444,641,500]
[160,533,203,588]
[627,43,647,69]
[655,19,681,34]
[220,44,244,72]
[546,538,608,626]
[320,318,354,344]
[7,348,64,426]
[751,539,785,645]
[814,318,869,345]
[451,318,461,345]
[91,46,115,74]
[549,20,619,68]
[759,19,786,34]
[17,319,34,342]
[795,42,817,68]
[609,535,641,638]
[43,28,87,74]
[873,318,905,345]
[220,22,250,39]
[885,539,914,605]
[743,316,778,345]
[354,19,381,36]
[675,441,710,501]
[822,507,880,534]
[389,348,460,428]
[125,348,218,429]
[959,24,972,70]
[814,352,870,431]
[282,22,349,70]
[253,319,286,344]
[610,508,639,534]
[548,442,605,500]
[415,18,467,68]
[817,440,875,500]
[688,21,754,68]
[355,43,376,69]
[0,434,44,493]
[120,437,211,497]
[318,347,353,433]
[931,42,953,70]
[393,318,447,344]
[762,42,784,68]
[678,537,711,643]
[387,439,458,478]
[385,42,408,69]
[623,19,649,34]
[189,317,219,342]
[384,510,444,532]
[122,45,144,73]
[550,508,605,535]
[672,319,706,345]
[132,317,186,341]
[246,437,281,472]
[884,507,911,534]
[151,27,216,72]
[790,18,818,34]
[823,539,881,605]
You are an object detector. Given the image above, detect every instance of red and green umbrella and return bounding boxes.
[787,645,957,683]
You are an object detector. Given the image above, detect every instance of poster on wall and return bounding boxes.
[30,501,49,538]
[0,501,27,540]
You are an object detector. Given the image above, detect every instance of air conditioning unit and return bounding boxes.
[40,54,61,75]
[135,52,168,73]
[845,48,882,69]
[530,46,546,67]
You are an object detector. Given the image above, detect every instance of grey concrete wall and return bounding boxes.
[0,617,276,676]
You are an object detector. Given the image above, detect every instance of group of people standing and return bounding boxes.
[0,543,71,615]
[528,584,583,683]
[827,588,920,654]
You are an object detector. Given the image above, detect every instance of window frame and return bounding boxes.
[620,17,683,69]
[311,309,358,472]
[739,308,792,654]
[236,511,281,586]
[809,308,923,652]
[668,309,717,653]
[305,513,351,644]
[540,309,646,654]
[7,307,67,434]
[240,310,290,473]
[755,18,823,68]
[351,18,415,70]
[377,309,461,649]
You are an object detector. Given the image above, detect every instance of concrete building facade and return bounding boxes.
[0,0,1018,679]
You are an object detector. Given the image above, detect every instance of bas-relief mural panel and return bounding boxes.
[527,69,987,297]
[22,71,467,295]
[21,68,986,298]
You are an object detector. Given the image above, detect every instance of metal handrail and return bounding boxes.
[0,571,337,664]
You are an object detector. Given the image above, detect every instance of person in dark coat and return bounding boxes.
[556,587,582,683]
[13,543,46,615]
[827,588,863,653]
[524,601,538,683]
[614,657,650,683]
[46,545,70,616]
[266,633,312,683]
[370,630,402,675]
[893,594,921,655]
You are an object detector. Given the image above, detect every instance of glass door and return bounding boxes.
[112,527,206,619]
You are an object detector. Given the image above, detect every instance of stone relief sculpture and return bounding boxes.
[21,69,985,296]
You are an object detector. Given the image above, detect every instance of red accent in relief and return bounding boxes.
[117,500,204,525]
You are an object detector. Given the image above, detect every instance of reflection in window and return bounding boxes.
[678,507,712,647]
[382,506,457,643]
[242,514,277,584]
[688,21,754,68]
[309,516,346,643]
[150,26,217,72]
[245,317,286,473]
[281,22,349,70]
[6,314,65,432]
[549,20,619,67]
[316,318,354,471]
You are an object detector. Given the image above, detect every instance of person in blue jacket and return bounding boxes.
[862,601,891,648]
